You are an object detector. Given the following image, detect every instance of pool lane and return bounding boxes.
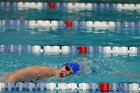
[0,28,140,46]
[0,52,139,83]
[0,7,140,21]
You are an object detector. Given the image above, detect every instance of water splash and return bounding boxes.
[72,57,123,75]
[72,58,94,75]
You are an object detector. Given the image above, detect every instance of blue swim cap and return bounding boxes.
[64,62,80,73]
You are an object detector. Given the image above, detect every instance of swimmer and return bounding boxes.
[5,62,80,83]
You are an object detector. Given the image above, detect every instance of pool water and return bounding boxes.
[1,8,140,21]
[0,1,140,92]
[1,29,140,46]
[0,7,140,46]
[0,52,140,83]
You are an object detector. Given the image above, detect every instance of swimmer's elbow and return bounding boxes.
[5,78,16,83]
[5,73,17,83]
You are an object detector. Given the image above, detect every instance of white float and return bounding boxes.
[52,46,60,53]
[86,3,93,10]
[67,3,75,10]
[103,47,112,53]
[29,20,37,29]
[58,83,68,90]
[67,83,77,90]
[44,20,51,27]
[79,83,89,90]
[116,3,123,11]
[93,21,101,28]
[44,46,52,53]
[129,83,139,91]
[61,46,70,54]
[32,45,41,53]
[74,3,80,9]
[136,4,140,9]
[108,21,116,28]
[24,2,31,9]
[101,21,108,28]
[37,20,49,27]
[30,2,36,9]
[123,4,129,10]
[44,46,60,54]
[120,47,128,54]
[129,47,137,54]
[51,20,59,28]
[17,2,24,10]
[80,3,86,9]
[0,83,4,91]
[36,2,43,9]
[10,45,14,52]
[86,21,93,28]
[112,47,121,54]
[129,4,136,10]
[46,83,56,90]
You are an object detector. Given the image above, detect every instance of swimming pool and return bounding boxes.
[0,1,140,92]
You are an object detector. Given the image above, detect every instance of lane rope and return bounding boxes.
[0,20,140,30]
[0,82,139,91]
[0,2,140,11]
[0,45,139,54]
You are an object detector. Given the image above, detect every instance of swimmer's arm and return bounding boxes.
[5,66,56,83]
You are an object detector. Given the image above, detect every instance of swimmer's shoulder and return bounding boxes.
[30,66,55,73]
[31,66,54,69]
[31,66,56,76]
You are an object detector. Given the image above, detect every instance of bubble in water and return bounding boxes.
[72,57,123,75]
[72,58,94,75]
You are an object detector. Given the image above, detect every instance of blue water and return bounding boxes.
[0,28,140,46]
[0,9,140,46]
[0,1,140,89]
[0,9,140,21]
[0,52,140,83]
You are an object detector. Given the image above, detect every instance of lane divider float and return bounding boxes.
[0,82,139,91]
[0,45,139,55]
[0,20,140,30]
[0,2,140,11]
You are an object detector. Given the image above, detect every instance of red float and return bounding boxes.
[79,46,88,54]
[49,2,55,9]
[65,20,73,27]
[100,82,110,92]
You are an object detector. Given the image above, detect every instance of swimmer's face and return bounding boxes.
[58,66,73,78]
